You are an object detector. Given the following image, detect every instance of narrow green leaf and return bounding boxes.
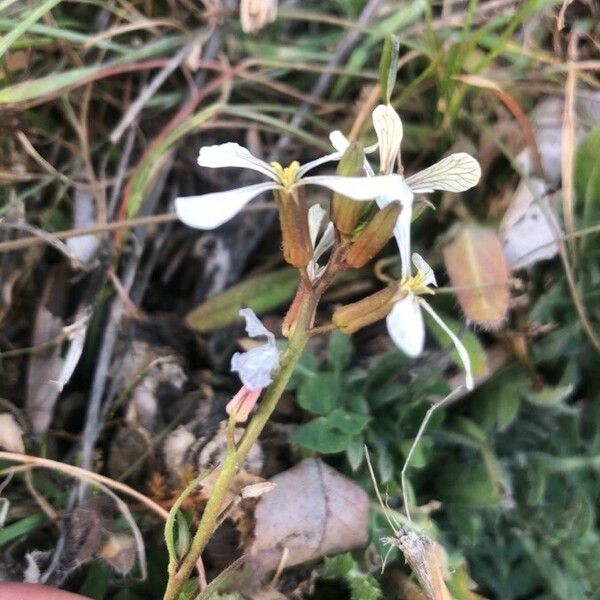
[0,513,44,546]
[0,0,62,60]
[0,65,99,103]
[185,267,298,333]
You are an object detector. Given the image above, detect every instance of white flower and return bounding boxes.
[331,104,481,279]
[231,308,279,390]
[175,142,407,230]
[386,254,474,390]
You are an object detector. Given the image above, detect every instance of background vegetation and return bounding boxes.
[0,0,599,598]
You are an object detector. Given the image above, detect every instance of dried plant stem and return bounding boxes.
[163,290,317,600]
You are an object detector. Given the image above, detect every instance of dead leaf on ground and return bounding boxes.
[499,178,562,270]
[247,458,369,573]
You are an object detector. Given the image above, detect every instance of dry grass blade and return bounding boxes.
[561,30,579,260]
[455,74,543,177]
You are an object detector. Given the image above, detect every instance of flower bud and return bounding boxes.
[275,187,312,268]
[226,386,262,423]
[346,201,402,268]
[331,142,368,234]
[332,285,400,334]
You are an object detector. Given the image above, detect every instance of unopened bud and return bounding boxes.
[276,188,312,268]
[346,201,401,268]
[332,285,399,334]
[331,142,368,234]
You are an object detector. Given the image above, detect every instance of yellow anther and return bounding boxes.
[271,161,300,189]
[401,271,435,297]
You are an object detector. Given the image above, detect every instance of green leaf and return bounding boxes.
[297,372,339,415]
[290,418,350,454]
[437,463,501,507]
[286,349,319,391]
[523,383,575,408]
[378,35,400,103]
[327,409,371,435]
[185,268,298,332]
[323,553,382,600]
[327,331,353,372]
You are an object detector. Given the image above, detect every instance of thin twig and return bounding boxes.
[0,204,276,253]
[0,452,169,520]
[401,387,464,521]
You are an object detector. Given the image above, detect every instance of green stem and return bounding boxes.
[163,290,315,600]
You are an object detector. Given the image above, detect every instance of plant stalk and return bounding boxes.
[163,288,316,600]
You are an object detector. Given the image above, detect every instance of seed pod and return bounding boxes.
[346,201,402,268]
[276,187,312,268]
[332,285,399,334]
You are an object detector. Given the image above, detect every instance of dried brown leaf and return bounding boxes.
[443,224,510,328]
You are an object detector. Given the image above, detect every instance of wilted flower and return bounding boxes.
[231,308,279,390]
[175,142,406,230]
[226,308,280,423]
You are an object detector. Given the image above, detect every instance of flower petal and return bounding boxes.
[412,253,437,287]
[372,104,403,174]
[175,182,277,229]
[226,386,262,422]
[239,307,275,343]
[230,308,279,390]
[405,152,481,193]
[302,174,411,201]
[231,344,279,389]
[386,294,425,357]
[197,142,278,180]
[329,130,349,153]
[308,203,327,248]
[418,298,474,390]
[384,196,413,279]
[296,150,343,179]
[313,222,335,262]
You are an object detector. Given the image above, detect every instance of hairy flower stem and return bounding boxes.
[163,287,318,600]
